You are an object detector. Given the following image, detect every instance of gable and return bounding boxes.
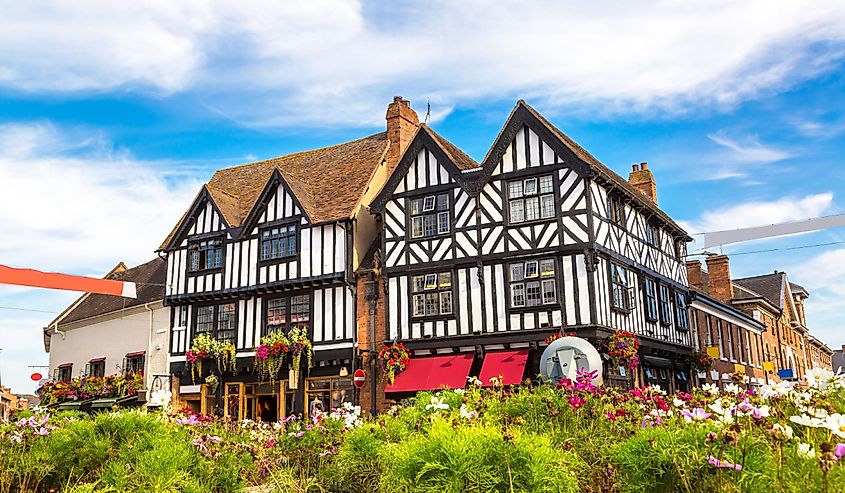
[371,127,478,212]
[482,104,592,179]
[160,187,230,251]
[240,170,311,236]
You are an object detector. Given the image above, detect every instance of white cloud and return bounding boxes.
[0,122,205,272]
[2,1,845,125]
[680,192,837,234]
[785,248,845,349]
[0,122,207,394]
[707,131,794,163]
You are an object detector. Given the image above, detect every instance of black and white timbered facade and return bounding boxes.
[160,129,392,418]
[371,101,694,386]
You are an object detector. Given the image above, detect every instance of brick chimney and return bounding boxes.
[628,162,658,204]
[385,96,420,172]
[686,260,705,292]
[705,254,734,303]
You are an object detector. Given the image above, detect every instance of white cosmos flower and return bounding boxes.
[701,383,719,396]
[454,389,465,395]
[425,397,449,412]
[723,383,741,395]
[459,404,477,421]
[672,397,685,408]
[797,442,816,458]
[772,423,794,439]
[148,389,172,408]
[790,414,825,428]
[824,413,845,439]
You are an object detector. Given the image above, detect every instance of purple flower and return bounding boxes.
[33,427,50,436]
[295,431,306,438]
[708,455,742,471]
[175,415,200,425]
[318,450,333,457]
[9,432,22,444]
[680,408,712,422]
[835,443,845,460]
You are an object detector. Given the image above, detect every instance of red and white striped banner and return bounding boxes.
[0,265,137,299]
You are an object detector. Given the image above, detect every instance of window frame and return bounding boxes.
[192,301,239,345]
[674,291,690,330]
[607,195,626,228]
[408,192,451,240]
[56,364,73,382]
[609,262,631,312]
[123,354,145,375]
[187,236,224,273]
[262,292,312,338]
[86,359,106,378]
[657,283,672,326]
[644,222,659,247]
[410,271,454,319]
[259,222,298,263]
[508,258,558,310]
[507,174,557,225]
[643,277,658,322]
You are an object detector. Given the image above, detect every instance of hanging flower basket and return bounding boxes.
[601,330,640,373]
[186,334,219,383]
[378,342,411,385]
[287,326,314,374]
[255,331,289,385]
[217,342,237,374]
[544,330,577,345]
[687,350,713,372]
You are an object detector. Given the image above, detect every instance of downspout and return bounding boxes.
[144,302,155,397]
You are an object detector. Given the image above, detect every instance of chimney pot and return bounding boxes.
[627,161,657,204]
[640,162,648,170]
[632,164,640,171]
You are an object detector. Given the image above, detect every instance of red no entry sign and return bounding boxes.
[30,372,42,381]
[353,369,366,388]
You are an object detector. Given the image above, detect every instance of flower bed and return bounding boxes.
[4,368,845,492]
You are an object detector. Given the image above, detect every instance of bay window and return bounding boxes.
[508,175,555,223]
[411,272,453,317]
[263,294,311,336]
[188,238,223,272]
[194,302,237,344]
[260,224,297,260]
[509,259,556,308]
[410,193,450,239]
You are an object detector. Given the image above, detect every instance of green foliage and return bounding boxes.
[378,420,580,493]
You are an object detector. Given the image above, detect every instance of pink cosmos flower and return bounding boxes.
[568,395,585,411]
[707,455,742,471]
[175,415,200,425]
[680,408,712,422]
[835,443,845,460]
[295,431,306,438]
[9,432,22,444]
[606,412,616,421]
[265,438,276,449]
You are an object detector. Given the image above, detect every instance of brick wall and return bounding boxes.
[356,271,396,415]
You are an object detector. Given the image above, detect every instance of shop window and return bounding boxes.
[305,376,354,418]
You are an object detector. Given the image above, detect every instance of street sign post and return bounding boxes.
[353,369,366,389]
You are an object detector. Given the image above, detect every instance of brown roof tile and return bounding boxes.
[160,132,389,249]
[58,258,166,325]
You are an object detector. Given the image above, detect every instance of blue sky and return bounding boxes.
[1,1,845,393]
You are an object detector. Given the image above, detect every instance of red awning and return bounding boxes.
[386,353,474,393]
[125,351,145,358]
[88,357,105,363]
[479,350,529,387]
[58,363,73,369]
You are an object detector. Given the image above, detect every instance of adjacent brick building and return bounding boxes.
[687,255,831,383]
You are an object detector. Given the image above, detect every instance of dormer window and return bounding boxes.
[260,225,297,261]
[188,238,223,272]
[410,193,449,239]
[508,175,555,224]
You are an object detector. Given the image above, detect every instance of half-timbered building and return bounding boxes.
[160,97,420,419]
[365,100,694,404]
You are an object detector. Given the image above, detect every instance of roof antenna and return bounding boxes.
[424,100,431,124]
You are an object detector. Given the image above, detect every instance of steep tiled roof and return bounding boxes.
[58,258,166,325]
[422,125,480,171]
[512,101,691,240]
[160,132,389,249]
[733,272,786,310]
